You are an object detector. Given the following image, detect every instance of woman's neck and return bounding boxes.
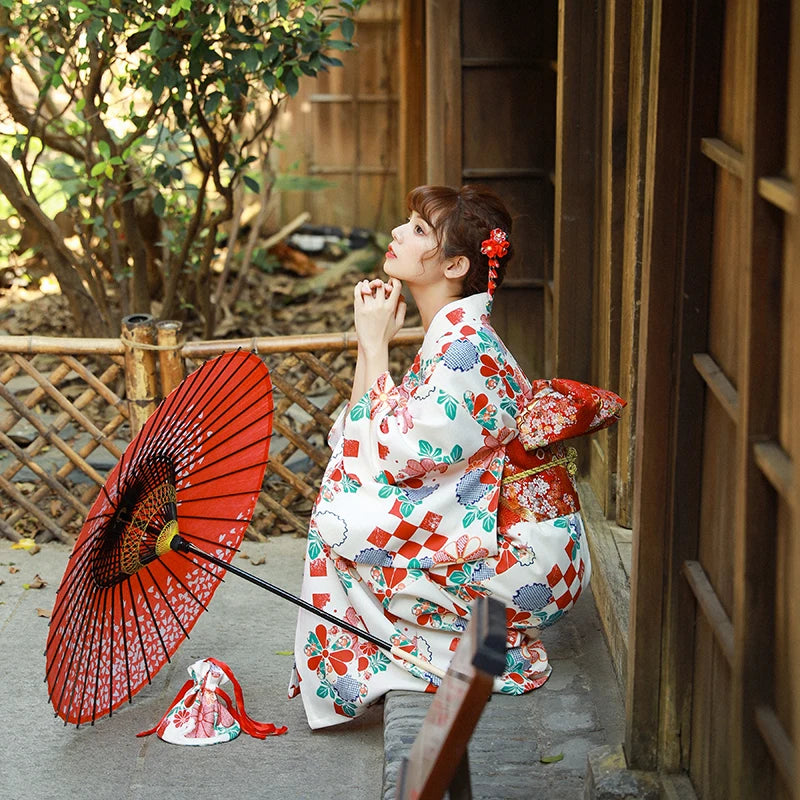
[411,283,464,331]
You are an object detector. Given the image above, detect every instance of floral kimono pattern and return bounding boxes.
[289,292,625,729]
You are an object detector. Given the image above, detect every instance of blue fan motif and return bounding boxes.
[513,582,554,612]
[402,484,438,503]
[334,675,360,703]
[471,561,496,582]
[455,470,492,506]
[354,547,393,566]
[443,339,479,372]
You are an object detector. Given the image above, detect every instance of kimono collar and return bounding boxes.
[422,292,491,358]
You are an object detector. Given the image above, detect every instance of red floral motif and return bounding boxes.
[479,354,518,398]
[372,567,409,604]
[397,456,449,483]
[496,538,517,575]
[172,707,192,728]
[305,624,355,677]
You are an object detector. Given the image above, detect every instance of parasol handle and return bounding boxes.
[175,537,446,680]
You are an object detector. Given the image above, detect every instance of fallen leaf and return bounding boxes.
[239,553,251,560]
[540,753,564,764]
[250,556,266,566]
[23,574,47,589]
[275,650,293,656]
[11,537,40,554]
[8,566,19,574]
[37,607,52,618]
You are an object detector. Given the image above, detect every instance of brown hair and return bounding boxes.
[406,184,513,297]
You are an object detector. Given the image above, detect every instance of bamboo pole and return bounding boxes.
[0,361,71,433]
[0,429,87,516]
[0,336,124,355]
[156,320,185,396]
[0,515,20,542]
[179,327,425,358]
[0,381,107,485]
[11,355,124,459]
[0,472,71,543]
[121,314,158,437]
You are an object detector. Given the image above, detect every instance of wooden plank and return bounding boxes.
[754,705,796,794]
[753,440,793,499]
[461,167,550,179]
[700,136,745,177]
[589,0,629,516]
[394,596,506,800]
[399,0,426,195]
[657,0,724,774]
[625,0,699,771]
[758,176,797,214]
[730,0,790,795]
[682,560,734,666]
[693,352,738,421]
[425,0,462,186]
[786,1,800,795]
[552,0,597,381]
[616,0,653,529]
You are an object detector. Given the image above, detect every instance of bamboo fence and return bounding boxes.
[0,316,424,543]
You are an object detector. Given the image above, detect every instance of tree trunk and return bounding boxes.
[0,156,108,337]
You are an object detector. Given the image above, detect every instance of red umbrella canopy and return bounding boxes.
[46,350,273,726]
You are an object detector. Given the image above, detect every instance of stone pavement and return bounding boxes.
[0,534,624,800]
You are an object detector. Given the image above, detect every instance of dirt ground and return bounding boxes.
[0,242,420,340]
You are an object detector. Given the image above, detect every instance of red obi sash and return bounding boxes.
[500,379,626,525]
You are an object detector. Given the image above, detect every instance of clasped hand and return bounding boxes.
[353,278,407,353]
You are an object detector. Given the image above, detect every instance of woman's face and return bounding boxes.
[383,211,447,287]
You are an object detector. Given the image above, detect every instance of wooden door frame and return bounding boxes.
[625,0,719,772]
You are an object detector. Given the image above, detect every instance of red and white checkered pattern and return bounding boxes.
[367,499,447,561]
[546,535,585,610]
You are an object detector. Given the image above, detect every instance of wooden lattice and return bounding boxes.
[0,327,423,543]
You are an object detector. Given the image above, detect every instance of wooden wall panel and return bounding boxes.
[552,0,597,382]
[707,169,742,383]
[278,1,403,233]
[588,0,629,516]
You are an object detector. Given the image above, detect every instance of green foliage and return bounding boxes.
[0,0,365,335]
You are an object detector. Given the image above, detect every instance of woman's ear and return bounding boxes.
[444,255,470,280]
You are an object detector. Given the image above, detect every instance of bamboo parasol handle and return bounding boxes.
[177,538,447,680]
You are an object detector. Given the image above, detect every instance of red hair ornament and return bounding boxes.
[481,228,509,307]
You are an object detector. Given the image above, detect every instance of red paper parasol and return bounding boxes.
[46,350,447,727]
[46,350,274,725]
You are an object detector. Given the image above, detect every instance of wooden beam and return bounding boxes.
[700,136,745,178]
[753,440,793,499]
[552,0,597,381]
[425,0,461,186]
[754,705,796,794]
[757,176,797,214]
[730,1,790,796]
[692,352,738,421]
[400,0,426,194]
[626,0,702,771]
[616,0,653,529]
[682,560,734,666]
[788,3,800,794]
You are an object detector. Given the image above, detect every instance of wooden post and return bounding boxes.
[425,0,461,186]
[552,0,597,382]
[156,320,185,397]
[121,314,158,438]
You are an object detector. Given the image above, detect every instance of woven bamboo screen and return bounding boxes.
[0,322,423,543]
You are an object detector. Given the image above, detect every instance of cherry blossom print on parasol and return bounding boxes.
[45,350,274,726]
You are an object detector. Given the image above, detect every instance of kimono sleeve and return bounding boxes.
[517,378,626,449]
[340,353,518,487]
